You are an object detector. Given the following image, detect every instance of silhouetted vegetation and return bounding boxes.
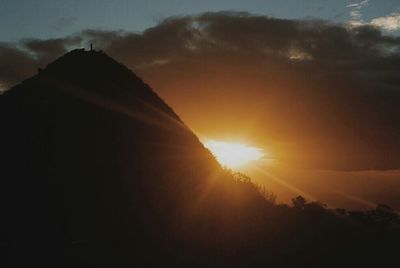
[1,50,399,267]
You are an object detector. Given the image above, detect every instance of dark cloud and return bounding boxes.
[1,12,400,170]
[0,43,37,89]
[21,36,82,64]
[92,17,196,66]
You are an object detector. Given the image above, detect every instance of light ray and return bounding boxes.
[44,78,189,133]
[252,163,316,201]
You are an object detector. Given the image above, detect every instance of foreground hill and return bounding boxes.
[1,49,399,267]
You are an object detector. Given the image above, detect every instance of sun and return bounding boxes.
[203,139,265,169]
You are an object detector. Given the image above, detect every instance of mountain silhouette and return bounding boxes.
[0,49,268,267]
[1,49,399,268]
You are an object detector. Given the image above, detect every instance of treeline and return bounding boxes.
[180,169,400,268]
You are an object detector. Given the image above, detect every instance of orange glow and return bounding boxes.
[203,139,265,169]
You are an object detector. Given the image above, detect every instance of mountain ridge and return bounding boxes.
[1,48,232,266]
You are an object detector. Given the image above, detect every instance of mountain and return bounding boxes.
[0,49,267,267]
[1,49,399,268]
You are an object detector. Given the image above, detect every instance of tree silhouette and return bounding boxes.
[292,195,307,209]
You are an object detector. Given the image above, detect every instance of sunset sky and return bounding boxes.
[1,0,400,41]
[1,0,400,209]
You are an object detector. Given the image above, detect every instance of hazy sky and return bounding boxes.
[1,0,400,41]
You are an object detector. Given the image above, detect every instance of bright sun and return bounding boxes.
[203,140,265,168]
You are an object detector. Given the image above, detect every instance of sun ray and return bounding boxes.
[252,163,316,201]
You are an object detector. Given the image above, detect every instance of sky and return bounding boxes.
[2,0,400,209]
[1,0,400,42]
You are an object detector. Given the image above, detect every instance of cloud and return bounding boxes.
[347,0,369,27]
[0,43,37,89]
[371,12,400,31]
[346,1,400,32]
[346,0,369,9]
[2,12,400,170]
[21,36,81,63]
